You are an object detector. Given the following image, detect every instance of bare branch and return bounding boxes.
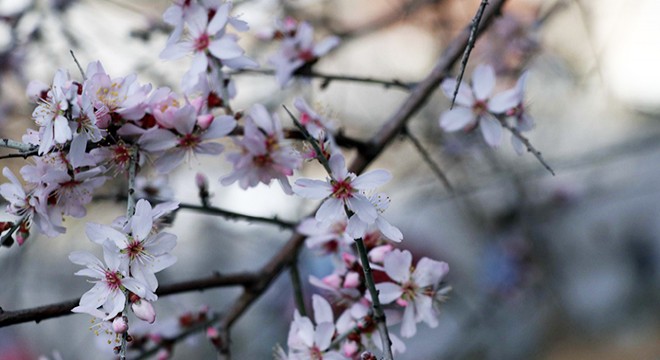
[403,127,454,193]
[497,118,555,176]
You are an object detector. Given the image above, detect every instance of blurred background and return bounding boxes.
[0,0,659,359]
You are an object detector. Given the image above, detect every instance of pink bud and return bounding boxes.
[112,316,128,333]
[206,326,219,339]
[322,274,342,289]
[156,349,171,360]
[195,172,208,189]
[395,298,408,307]
[196,114,214,130]
[368,244,393,264]
[343,272,360,289]
[342,252,356,266]
[343,340,358,357]
[131,300,156,324]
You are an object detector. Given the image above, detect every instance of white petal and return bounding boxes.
[352,169,391,190]
[383,249,412,283]
[208,38,244,60]
[400,305,417,338]
[479,114,503,147]
[314,322,335,351]
[312,294,334,325]
[412,258,449,287]
[472,64,496,100]
[316,198,344,222]
[376,216,403,243]
[293,179,332,199]
[440,107,475,132]
[440,78,474,107]
[375,283,404,304]
[347,196,377,223]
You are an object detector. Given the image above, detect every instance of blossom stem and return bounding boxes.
[0,138,36,152]
[282,105,333,175]
[289,250,307,317]
[119,146,139,360]
[354,237,393,360]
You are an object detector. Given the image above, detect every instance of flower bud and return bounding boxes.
[321,274,342,289]
[368,244,393,264]
[343,272,360,289]
[112,316,128,333]
[131,300,156,324]
[196,114,214,130]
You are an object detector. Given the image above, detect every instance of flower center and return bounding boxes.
[472,100,488,115]
[126,238,144,261]
[104,270,122,291]
[331,179,353,200]
[179,133,201,148]
[195,33,210,52]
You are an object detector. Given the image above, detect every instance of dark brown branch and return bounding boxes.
[0,272,258,327]
[403,127,454,193]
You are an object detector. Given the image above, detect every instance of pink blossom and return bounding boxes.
[221,104,302,194]
[489,72,534,154]
[293,154,391,224]
[69,248,154,320]
[131,299,157,324]
[439,64,504,147]
[375,249,449,338]
[293,97,335,138]
[32,69,74,154]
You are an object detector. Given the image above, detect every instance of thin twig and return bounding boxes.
[282,105,333,174]
[230,68,414,91]
[450,0,490,109]
[177,203,296,229]
[403,127,454,193]
[0,272,257,327]
[354,237,393,359]
[497,118,555,176]
[69,50,86,81]
[289,253,307,317]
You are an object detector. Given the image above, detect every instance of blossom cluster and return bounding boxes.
[0,1,552,358]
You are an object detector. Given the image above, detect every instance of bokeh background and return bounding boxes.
[0,0,659,359]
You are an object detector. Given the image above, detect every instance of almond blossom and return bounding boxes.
[488,72,534,154]
[69,247,154,320]
[375,249,449,338]
[138,103,236,173]
[85,199,177,292]
[221,104,302,194]
[439,64,504,147]
[31,69,75,154]
[293,154,391,225]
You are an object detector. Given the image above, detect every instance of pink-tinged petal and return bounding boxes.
[312,294,334,325]
[69,134,87,169]
[74,268,103,278]
[122,277,151,299]
[147,253,177,273]
[131,263,159,291]
[173,104,197,135]
[439,107,475,132]
[153,149,186,174]
[316,197,344,222]
[208,37,244,60]
[131,199,153,240]
[160,42,194,60]
[488,88,519,113]
[69,251,103,268]
[152,201,179,219]
[412,258,449,287]
[202,115,236,139]
[511,135,525,155]
[479,114,503,147]
[415,295,438,327]
[53,115,72,144]
[400,305,417,338]
[376,282,404,304]
[79,283,111,310]
[440,78,474,107]
[104,289,127,319]
[249,104,273,133]
[207,4,229,34]
[85,222,126,247]
[195,142,224,155]
[314,322,335,351]
[313,36,340,56]
[145,232,177,255]
[102,241,123,272]
[376,216,403,243]
[328,154,348,180]
[221,56,259,70]
[346,215,367,240]
[383,249,412,283]
[472,64,496,100]
[139,128,178,152]
[296,316,315,348]
[293,179,333,199]
[352,169,391,190]
[347,195,377,223]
